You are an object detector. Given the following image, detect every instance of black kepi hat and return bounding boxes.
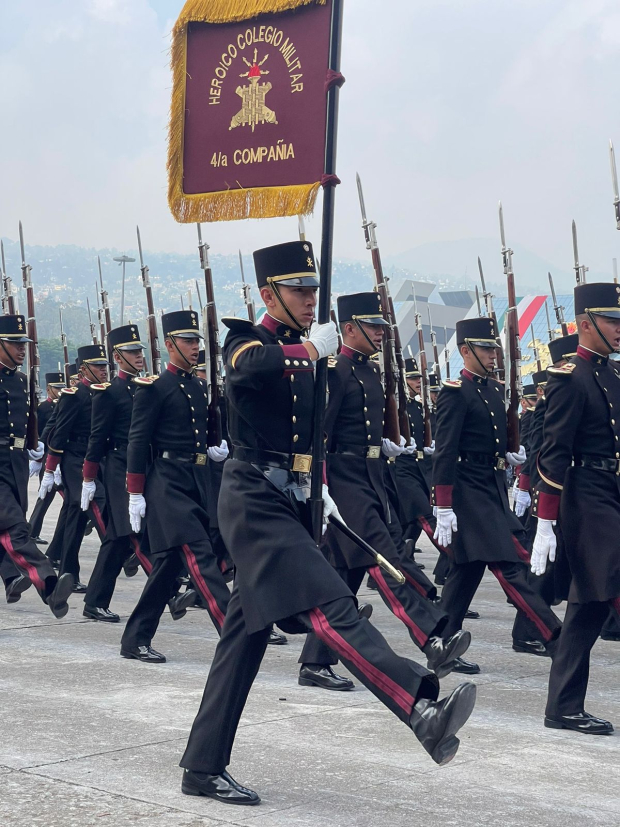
[108,324,145,351]
[456,316,500,348]
[196,350,206,369]
[0,314,31,342]
[548,333,578,365]
[574,282,620,319]
[533,369,547,387]
[405,357,421,377]
[337,292,388,326]
[45,372,65,387]
[253,241,319,288]
[77,344,108,365]
[162,310,203,339]
[428,373,440,390]
[522,383,537,399]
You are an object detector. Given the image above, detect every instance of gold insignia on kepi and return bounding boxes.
[307,257,313,267]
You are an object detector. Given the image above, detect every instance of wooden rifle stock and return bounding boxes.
[19,222,39,449]
[388,294,411,444]
[499,204,521,453]
[416,320,433,447]
[197,225,223,447]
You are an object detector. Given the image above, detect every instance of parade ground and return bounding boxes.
[1,483,619,827]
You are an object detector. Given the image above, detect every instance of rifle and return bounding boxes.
[548,272,568,337]
[544,300,555,342]
[197,223,222,447]
[428,304,442,382]
[478,256,505,379]
[609,139,620,230]
[98,256,114,375]
[59,309,70,385]
[19,222,39,449]
[356,173,408,444]
[1,240,16,314]
[95,284,106,344]
[136,227,161,376]
[572,220,588,284]
[444,326,450,379]
[87,298,97,344]
[530,323,542,372]
[238,250,256,323]
[498,203,521,453]
[412,289,433,447]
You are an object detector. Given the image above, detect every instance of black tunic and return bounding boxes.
[0,365,30,529]
[395,397,433,523]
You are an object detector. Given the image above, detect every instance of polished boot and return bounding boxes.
[46,573,74,619]
[181,770,260,805]
[465,609,480,619]
[72,581,88,594]
[601,632,620,642]
[31,536,48,545]
[512,639,550,657]
[366,575,378,591]
[451,656,480,675]
[6,575,31,604]
[83,605,120,623]
[122,553,139,578]
[267,629,288,645]
[120,645,166,663]
[168,589,197,621]
[544,712,614,735]
[410,682,477,765]
[298,664,355,691]
[358,602,373,620]
[423,630,471,679]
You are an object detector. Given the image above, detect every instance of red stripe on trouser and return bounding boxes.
[181,544,226,629]
[402,568,428,597]
[91,502,106,538]
[370,565,428,647]
[309,607,416,715]
[489,564,553,642]
[419,516,453,558]
[130,536,152,575]
[512,536,530,564]
[611,597,620,615]
[219,559,227,573]
[0,531,46,592]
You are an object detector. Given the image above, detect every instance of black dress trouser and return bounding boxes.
[0,519,59,602]
[84,534,151,609]
[181,585,439,774]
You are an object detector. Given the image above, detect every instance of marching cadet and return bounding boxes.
[180,244,476,806]
[432,317,562,673]
[0,314,73,615]
[120,310,231,663]
[531,283,620,734]
[79,324,162,622]
[38,345,109,591]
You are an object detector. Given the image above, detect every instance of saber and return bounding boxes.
[328,515,405,583]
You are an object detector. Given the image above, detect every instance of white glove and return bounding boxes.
[322,483,343,534]
[506,445,526,467]
[531,519,557,576]
[81,480,97,511]
[53,466,62,487]
[38,470,55,500]
[423,440,436,456]
[207,440,229,462]
[29,460,42,478]
[128,493,146,534]
[307,321,339,360]
[513,488,531,518]
[404,436,417,455]
[28,441,45,461]
[382,437,406,458]
[433,507,458,547]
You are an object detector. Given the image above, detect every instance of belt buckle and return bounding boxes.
[194,453,207,466]
[292,453,312,473]
[416,450,424,460]
[367,445,381,459]
[496,457,506,471]
[13,437,25,450]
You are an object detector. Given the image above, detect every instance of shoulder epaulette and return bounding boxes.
[91,382,111,392]
[61,386,78,395]
[548,363,576,377]
[222,316,255,333]
[442,379,462,388]
[133,375,159,386]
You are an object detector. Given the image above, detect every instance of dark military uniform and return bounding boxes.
[432,317,562,651]
[28,373,65,540]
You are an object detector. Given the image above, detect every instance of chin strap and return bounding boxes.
[83,363,105,384]
[268,282,307,335]
[354,319,380,354]
[169,335,197,373]
[587,312,616,355]
[467,343,494,377]
[0,340,18,370]
[114,347,140,376]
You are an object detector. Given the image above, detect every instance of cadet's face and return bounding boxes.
[48,386,61,400]
[463,344,496,373]
[597,316,620,352]
[84,363,108,383]
[1,340,26,366]
[115,349,144,373]
[277,286,317,329]
[407,377,422,395]
[166,335,200,365]
[430,391,439,404]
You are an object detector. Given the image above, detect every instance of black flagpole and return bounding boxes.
[309,0,345,543]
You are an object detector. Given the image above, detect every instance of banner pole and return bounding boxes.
[309,0,345,543]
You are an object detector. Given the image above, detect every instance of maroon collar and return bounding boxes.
[81,377,91,387]
[461,368,487,385]
[261,314,302,340]
[341,345,368,364]
[167,362,194,379]
[577,345,608,366]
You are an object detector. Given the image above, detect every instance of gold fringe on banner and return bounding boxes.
[167,0,326,223]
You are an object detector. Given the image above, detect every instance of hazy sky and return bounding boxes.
[2,0,620,278]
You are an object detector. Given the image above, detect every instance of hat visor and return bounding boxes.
[466,339,500,349]
[82,359,109,366]
[588,309,620,319]
[271,275,320,288]
[0,335,32,343]
[406,371,422,378]
[114,343,146,351]
[168,331,204,340]
[357,317,389,326]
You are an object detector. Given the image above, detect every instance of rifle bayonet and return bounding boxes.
[572,219,588,284]
[544,300,555,341]
[610,139,620,230]
[356,173,378,251]
[136,226,161,375]
[87,297,97,344]
[475,285,482,316]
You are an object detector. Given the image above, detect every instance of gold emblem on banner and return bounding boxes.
[230,49,278,133]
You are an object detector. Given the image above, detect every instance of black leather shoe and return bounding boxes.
[181,769,260,805]
[267,629,288,645]
[601,632,620,642]
[545,712,614,735]
[512,639,550,657]
[120,645,166,663]
[366,575,378,590]
[410,682,477,765]
[31,535,48,545]
[168,589,197,621]
[72,581,87,594]
[358,602,373,620]
[83,605,120,623]
[465,609,480,619]
[298,664,355,691]
[6,575,31,604]
[122,553,139,578]
[46,573,73,618]
[424,630,471,679]
[451,656,480,675]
